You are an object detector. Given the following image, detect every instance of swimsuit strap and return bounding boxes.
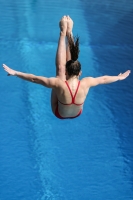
[65,81,80,104]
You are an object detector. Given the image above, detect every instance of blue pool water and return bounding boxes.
[0,0,133,200]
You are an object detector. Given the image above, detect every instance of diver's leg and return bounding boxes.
[66,16,73,61]
[51,16,67,115]
[55,16,67,81]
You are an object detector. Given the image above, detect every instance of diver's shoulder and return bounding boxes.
[80,77,93,88]
[55,78,66,88]
[80,77,91,84]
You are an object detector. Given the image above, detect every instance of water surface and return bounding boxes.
[0,0,133,200]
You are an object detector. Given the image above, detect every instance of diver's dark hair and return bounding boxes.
[66,35,81,76]
[68,35,80,61]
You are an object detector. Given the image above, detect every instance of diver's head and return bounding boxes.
[66,60,81,77]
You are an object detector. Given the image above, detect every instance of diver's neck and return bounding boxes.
[66,75,79,81]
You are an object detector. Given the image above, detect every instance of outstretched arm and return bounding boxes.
[85,70,131,87]
[2,64,57,88]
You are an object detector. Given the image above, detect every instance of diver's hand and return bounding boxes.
[118,70,131,80]
[3,64,17,76]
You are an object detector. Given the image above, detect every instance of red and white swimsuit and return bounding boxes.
[55,81,83,119]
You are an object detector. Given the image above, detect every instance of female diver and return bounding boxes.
[2,16,131,119]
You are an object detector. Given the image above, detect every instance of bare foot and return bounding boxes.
[59,16,67,36]
[66,16,73,36]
